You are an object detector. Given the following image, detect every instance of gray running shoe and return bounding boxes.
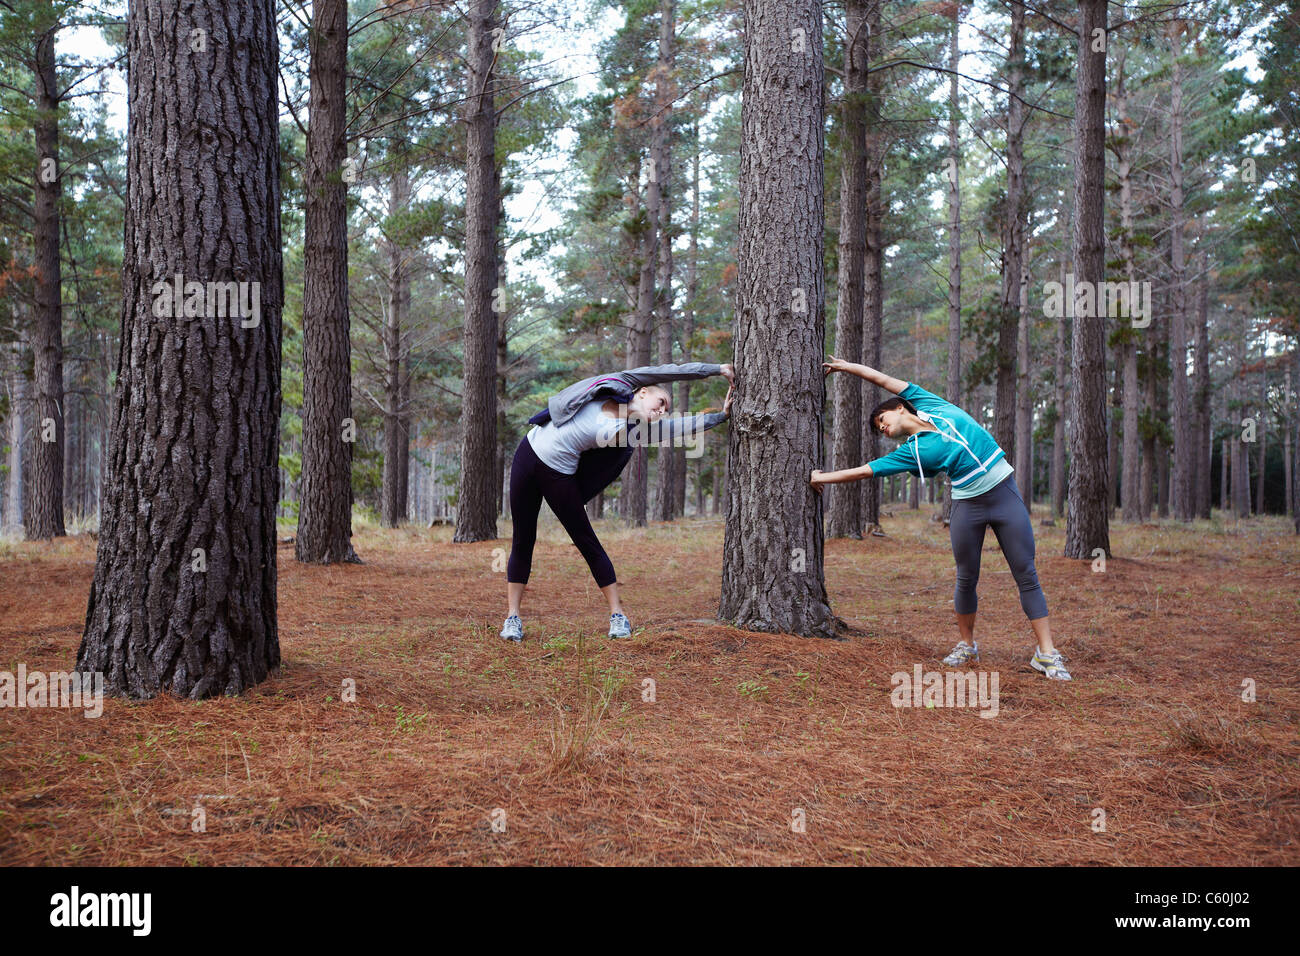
[942,640,979,666]
[500,614,523,643]
[608,612,632,639]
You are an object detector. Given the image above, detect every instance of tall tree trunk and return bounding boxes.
[5,344,25,530]
[1256,368,1268,514]
[1193,234,1213,518]
[1015,255,1033,506]
[826,0,868,538]
[297,0,357,563]
[994,0,1025,456]
[382,168,410,528]
[942,5,962,526]
[1167,20,1193,521]
[650,0,677,523]
[1064,0,1111,559]
[1115,42,1141,523]
[720,0,834,638]
[78,0,283,697]
[860,0,884,536]
[1051,262,1067,520]
[455,0,501,542]
[673,116,701,518]
[27,18,65,539]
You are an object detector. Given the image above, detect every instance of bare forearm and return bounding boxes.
[820,463,873,484]
[847,363,907,395]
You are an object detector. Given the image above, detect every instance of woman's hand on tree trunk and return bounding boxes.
[723,383,735,416]
[822,355,857,377]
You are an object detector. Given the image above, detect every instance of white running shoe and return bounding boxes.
[500,614,523,643]
[942,640,979,666]
[1030,648,1072,680]
[608,612,632,639]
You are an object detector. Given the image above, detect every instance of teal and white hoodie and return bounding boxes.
[866,382,1013,499]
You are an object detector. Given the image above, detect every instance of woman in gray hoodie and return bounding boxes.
[501,362,734,642]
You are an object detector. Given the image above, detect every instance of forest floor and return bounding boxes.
[2,507,1298,865]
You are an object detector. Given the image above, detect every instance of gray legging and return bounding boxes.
[949,475,1048,620]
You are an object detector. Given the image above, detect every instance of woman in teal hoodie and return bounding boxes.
[810,357,1071,680]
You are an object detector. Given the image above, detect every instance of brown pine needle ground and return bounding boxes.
[1,508,1297,865]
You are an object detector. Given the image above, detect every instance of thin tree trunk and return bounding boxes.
[1051,262,1068,520]
[454,0,501,542]
[673,116,701,518]
[1194,232,1213,518]
[1168,20,1193,521]
[860,0,884,535]
[942,5,962,526]
[4,344,24,530]
[720,0,834,637]
[994,0,1025,455]
[650,0,677,523]
[297,0,357,563]
[78,0,283,697]
[382,168,410,527]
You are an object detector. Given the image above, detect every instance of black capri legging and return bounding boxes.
[949,474,1049,620]
[506,437,632,588]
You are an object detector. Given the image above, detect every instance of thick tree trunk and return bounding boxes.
[27,20,65,540]
[297,0,357,562]
[720,0,834,638]
[1064,0,1111,558]
[994,0,1026,456]
[454,0,501,542]
[1115,42,1141,523]
[826,0,868,539]
[78,0,283,698]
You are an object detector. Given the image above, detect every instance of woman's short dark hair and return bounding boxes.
[868,396,917,431]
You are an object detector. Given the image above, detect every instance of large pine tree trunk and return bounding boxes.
[27,18,65,540]
[720,0,834,638]
[78,0,283,698]
[826,0,867,539]
[297,0,357,563]
[455,0,501,542]
[1064,0,1112,559]
[994,0,1026,456]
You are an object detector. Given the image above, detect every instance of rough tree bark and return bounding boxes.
[942,4,962,526]
[382,167,411,527]
[826,0,867,539]
[297,0,357,563]
[454,0,501,542]
[27,15,65,540]
[1064,0,1112,558]
[651,0,677,523]
[672,116,702,517]
[859,0,884,535]
[77,0,283,698]
[994,0,1026,456]
[1168,20,1193,521]
[719,0,835,638]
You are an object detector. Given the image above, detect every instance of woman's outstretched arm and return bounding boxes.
[822,356,907,395]
[809,463,873,493]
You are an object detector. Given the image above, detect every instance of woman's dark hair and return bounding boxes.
[868,396,917,432]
